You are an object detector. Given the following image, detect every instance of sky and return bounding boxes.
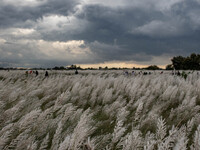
[0,0,200,68]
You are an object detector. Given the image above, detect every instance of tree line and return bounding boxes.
[166,53,200,70]
[1,53,200,71]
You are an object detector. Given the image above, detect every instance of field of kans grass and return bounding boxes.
[0,70,200,150]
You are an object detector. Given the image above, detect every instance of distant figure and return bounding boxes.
[45,71,48,77]
[143,72,147,75]
[30,70,33,74]
[75,69,78,74]
[36,70,39,76]
[132,71,135,76]
[177,71,181,76]
[25,71,28,77]
[182,71,187,79]
[124,70,128,76]
[160,71,163,74]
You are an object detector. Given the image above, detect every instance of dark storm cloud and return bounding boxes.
[0,0,80,28]
[39,1,200,56]
[67,2,200,61]
[0,40,92,68]
[1,0,200,67]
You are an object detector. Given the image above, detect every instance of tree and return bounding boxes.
[171,56,185,70]
[145,65,161,70]
[165,64,174,70]
[53,66,66,70]
[171,53,200,70]
[67,65,77,70]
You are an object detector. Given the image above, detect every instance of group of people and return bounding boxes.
[24,70,196,80]
[123,70,199,80]
[25,70,48,77]
[124,70,154,76]
[25,69,79,77]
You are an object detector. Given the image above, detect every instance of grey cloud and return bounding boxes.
[86,41,154,63]
[75,2,200,57]
[0,0,80,28]
[0,38,96,67]
[1,0,200,67]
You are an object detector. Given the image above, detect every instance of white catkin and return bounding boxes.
[112,120,126,144]
[39,133,49,150]
[193,125,200,150]
[58,135,71,150]
[121,130,143,150]
[156,117,167,141]
[0,70,200,149]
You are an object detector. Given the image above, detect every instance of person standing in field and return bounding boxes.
[177,71,181,76]
[132,70,135,76]
[25,71,28,77]
[36,70,39,76]
[45,71,48,77]
[75,69,78,74]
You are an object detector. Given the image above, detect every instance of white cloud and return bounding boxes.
[11,28,35,36]
[36,14,89,35]
[36,15,70,31]
[0,28,39,40]
[37,40,93,60]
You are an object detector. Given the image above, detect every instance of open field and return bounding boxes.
[0,70,200,150]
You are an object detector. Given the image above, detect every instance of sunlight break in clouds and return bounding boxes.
[37,40,92,60]
[11,28,36,36]
[77,54,171,69]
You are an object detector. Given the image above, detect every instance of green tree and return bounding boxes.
[165,64,174,70]
[145,65,161,70]
[171,56,185,70]
[171,53,200,70]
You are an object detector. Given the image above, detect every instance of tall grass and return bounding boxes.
[0,70,200,149]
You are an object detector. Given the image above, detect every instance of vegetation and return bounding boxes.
[0,70,200,149]
[145,65,162,70]
[171,53,200,70]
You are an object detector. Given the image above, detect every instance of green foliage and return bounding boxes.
[145,65,161,70]
[165,64,174,70]
[171,53,200,70]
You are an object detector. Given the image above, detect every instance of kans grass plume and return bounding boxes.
[0,70,200,149]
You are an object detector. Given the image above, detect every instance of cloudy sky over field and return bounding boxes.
[0,0,200,68]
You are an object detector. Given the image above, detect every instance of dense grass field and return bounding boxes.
[0,70,200,150]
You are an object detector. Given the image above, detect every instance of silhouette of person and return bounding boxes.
[177,71,181,76]
[36,70,39,76]
[132,71,135,76]
[75,69,78,74]
[45,71,48,77]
